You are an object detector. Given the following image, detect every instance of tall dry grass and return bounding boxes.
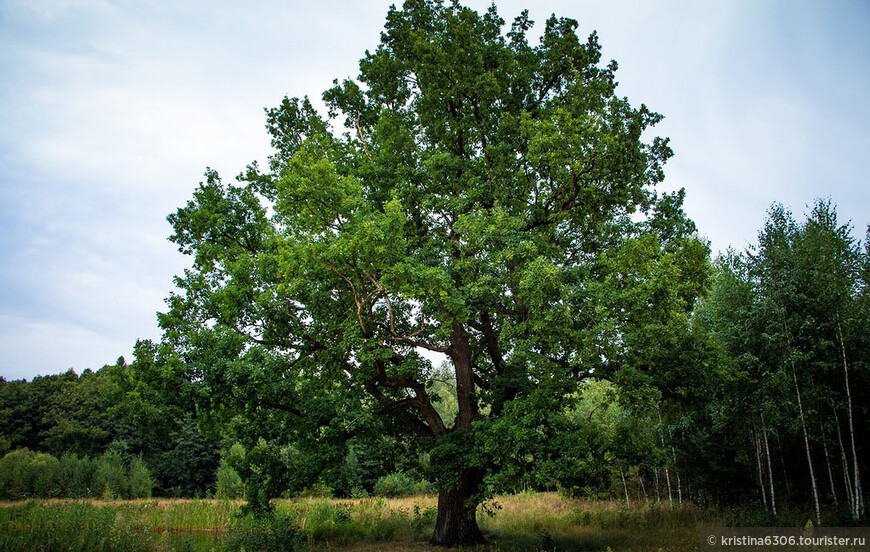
[0,492,768,551]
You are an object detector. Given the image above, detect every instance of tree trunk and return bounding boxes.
[753,426,768,510]
[821,421,838,507]
[761,419,777,516]
[431,468,486,547]
[837,313,862,519]
[791,363,821,526]
[654,469,661,503]
[430,324,487,546]
[657,409,673,508]
[833,405,855,512]
[620,467,631,507]
[670,443,683,506]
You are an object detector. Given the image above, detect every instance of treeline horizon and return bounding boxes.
[1,198,867,524]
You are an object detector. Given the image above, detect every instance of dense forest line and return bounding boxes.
[2,199,867,526]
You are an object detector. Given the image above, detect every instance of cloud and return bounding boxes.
[0,314,129,380]
[0,0,868,379]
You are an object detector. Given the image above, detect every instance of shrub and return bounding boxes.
[58,452,96,497]
[301,481,334,498]
[0,448,154,500]
[414,479,437,495]
[27,452,60,497]
[0,448,36,499]
[373,472,416,497]
[93,449,128,499]
[225,511,300,552]
[215,457,245,499]
[128,455,153,498]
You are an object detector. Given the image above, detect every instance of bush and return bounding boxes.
[225,511,300,552]
[215,457,245,499]
[128,455,153,498]
[0,448,154,500]
[93,449,128,499]
[0,448,36,499]
[373,472,416,497]
[58,452,96,497]
[301,481,334,498]
[414,479,437,494]
[27,452,60,497]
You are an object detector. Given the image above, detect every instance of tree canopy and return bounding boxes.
[161,0,708,544]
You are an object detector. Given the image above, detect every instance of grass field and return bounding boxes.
[0,492,819,551]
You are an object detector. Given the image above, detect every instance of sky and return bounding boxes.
[1,0,868,380]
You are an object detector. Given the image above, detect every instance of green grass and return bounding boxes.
[0,493,828,551]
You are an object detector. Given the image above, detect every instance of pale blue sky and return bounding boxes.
[1,0,868,380]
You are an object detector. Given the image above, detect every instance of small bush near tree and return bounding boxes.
[374,472,416,497]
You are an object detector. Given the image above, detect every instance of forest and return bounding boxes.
[1,0,868,549]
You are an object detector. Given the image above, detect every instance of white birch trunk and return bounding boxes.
[791,363,821,526]
[754,426,769,510]
[820,421,838,507]
[761,418,777,516]
[620,468,630,507]
[837,313,862,519]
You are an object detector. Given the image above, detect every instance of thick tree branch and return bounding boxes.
[374,358,448,437]
[260,399,305,418]
[479,311,505,375]
[362,271,451,353]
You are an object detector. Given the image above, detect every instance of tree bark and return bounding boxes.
[791,363,821,526]
[753,426,768,510]
[775,432,792,499]
[833,405,855,513]
[639,474,649,505]
[761,419,777,516]
[429,324,487,547]
[620,467,631,507]
[657,409,673,508]
[821,421,838,507]
[836,313,862,519]
[449,323,477,432]
[431,468,486,547]
[654,469,661,503]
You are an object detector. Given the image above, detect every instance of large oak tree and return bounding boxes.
[160,0,705,544]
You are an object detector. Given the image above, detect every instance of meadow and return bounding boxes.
[0,492,825,552]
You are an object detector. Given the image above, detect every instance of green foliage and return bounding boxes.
[0,448,37,500]
[57,452,97,498]
[92,448,129,499]
[0,501,154,552]
[693,199,869,507]
[215,442,246,500]
[127,455,153,499]
[0,447,155,500]
[41,368,121,457]
[215,460,245,500]
[374,471,417,497]
[159,0,696,522]
[152,416,220,497]
[224,511,301,552]
[0,358,217,499]
[26,452,60,498]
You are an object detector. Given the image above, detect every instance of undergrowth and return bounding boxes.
[0,493,841,551]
